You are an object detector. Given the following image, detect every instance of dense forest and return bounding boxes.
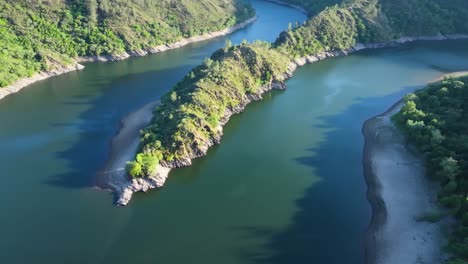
[393,76,468,264]
[0,0,254,87]
[277,0,468,57]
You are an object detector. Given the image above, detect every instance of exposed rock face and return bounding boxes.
[116,166,172,206]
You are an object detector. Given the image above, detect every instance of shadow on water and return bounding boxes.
[44,66,192,189]
[236,86,418,264]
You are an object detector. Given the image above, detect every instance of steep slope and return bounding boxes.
[0,0,254,87]
[276,0,468,57]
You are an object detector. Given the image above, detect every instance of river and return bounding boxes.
[1,0,468,263]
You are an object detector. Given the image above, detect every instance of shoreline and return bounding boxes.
[96,101,173,205]
[0,63,84,101]
[362,102,446,264]
[262,0,309,15]
[0,16,258,102]
[362,72,468,264]
[105,35,468,206]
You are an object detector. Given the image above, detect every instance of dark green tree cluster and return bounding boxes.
[393,76,468,263]
[128,42,290,177]
[277,0,468,57]
[0,0,255,87]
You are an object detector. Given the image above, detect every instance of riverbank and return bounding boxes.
[76,16,258,63]
[0,63,84,101]
[362,72,468,264]
[262,0,308,15]
[0,16,258,102]
[97,101,173,205]
[363,101,447,264]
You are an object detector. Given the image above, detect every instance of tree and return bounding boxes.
[126,161,142,178]
[224,39,232,52]
[439,157,460,180]
[86,0,98,26]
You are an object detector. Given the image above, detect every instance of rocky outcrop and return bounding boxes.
[116,166,171,206]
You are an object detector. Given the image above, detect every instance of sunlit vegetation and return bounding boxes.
[0,0,254,87]
[394,76,468,263]
[276,0,468,57]
[128,41,290,177]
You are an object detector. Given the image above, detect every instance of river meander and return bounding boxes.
[1,1,468,263]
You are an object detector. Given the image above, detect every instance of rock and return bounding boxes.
[116,166,171,206]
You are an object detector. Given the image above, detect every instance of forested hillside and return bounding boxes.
[277,0,468,57]
[394,76,468,264]
[0,0,254,87]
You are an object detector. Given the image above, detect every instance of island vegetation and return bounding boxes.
[126,41,291,177]
[393,76,468,264]
[0,0,254,87]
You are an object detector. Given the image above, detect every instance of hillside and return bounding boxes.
[276,0,468,57]
[0,0,254,87]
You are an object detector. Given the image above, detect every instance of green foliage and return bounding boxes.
[394,76,468,262]
[0,0,255,87]
[126,161,142,178]
[277,0,468,57]
[130,44,290,176]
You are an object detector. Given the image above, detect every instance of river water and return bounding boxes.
[1,1,468,263]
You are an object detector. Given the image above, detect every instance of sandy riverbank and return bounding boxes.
[0,16,258,102]
[362,72,468,264]
[363,101,446,264]
[97,101,172,206]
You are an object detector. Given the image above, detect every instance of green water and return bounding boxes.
[1,1,468,262]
